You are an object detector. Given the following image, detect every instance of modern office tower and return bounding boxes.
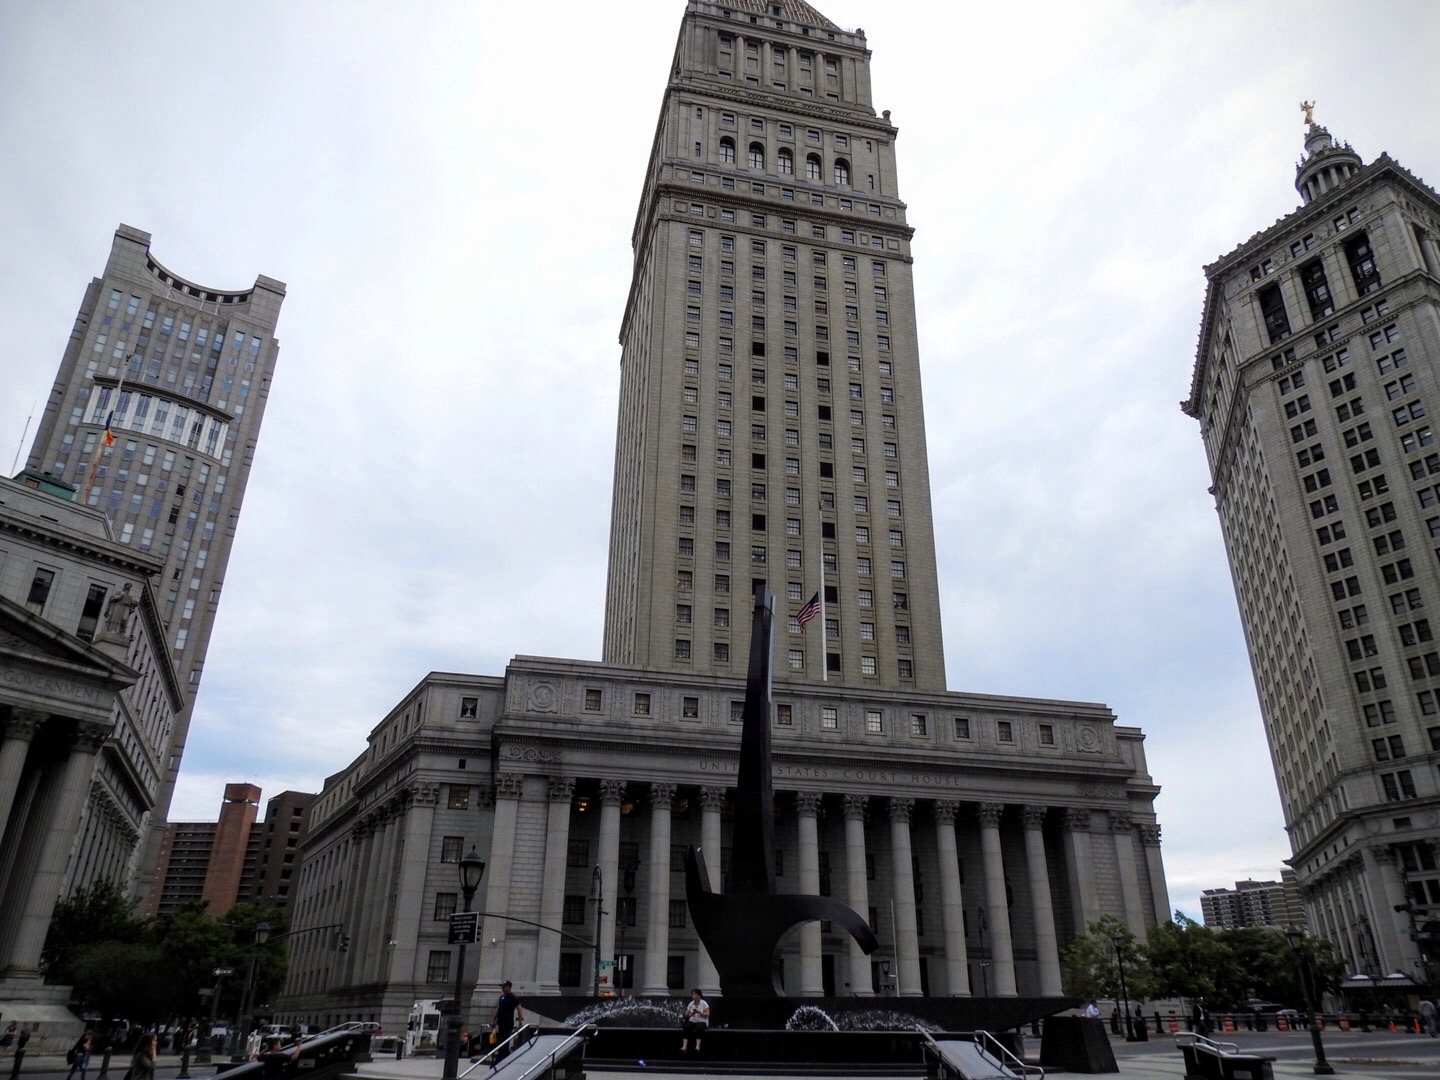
[276,3,1169,1031]
[22,224,286,893]
[1199,876,1306,931]
[603,0,945,691]
[1184,119,1440,977]
[0,474,181,1001]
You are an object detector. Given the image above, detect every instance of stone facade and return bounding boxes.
[1184,122,1440,976]
[0,476,181,1007]
[276,660,1165,1029]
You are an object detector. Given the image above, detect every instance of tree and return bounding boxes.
[1147,913,1238,1002]
[151,905,239,1020]
[1062,916,1155,1003]
[70,941,174,1025]
[43,880,145,985]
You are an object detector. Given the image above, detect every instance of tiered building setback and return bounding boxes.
[1184,119,1440,977]
[278,1,1168,1030]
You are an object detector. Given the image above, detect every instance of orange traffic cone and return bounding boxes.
[1277,1016,1289,1032]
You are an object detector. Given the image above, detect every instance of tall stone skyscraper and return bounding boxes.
[604,0,946,691]
[23,224,285,889]
[1184,120,1440,978]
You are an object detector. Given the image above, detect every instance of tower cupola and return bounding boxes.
[1294,103,1362,203]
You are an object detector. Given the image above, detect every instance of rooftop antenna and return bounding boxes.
[10,402,34,474]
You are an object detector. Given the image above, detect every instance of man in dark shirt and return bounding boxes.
[252,1036,301,1080]
[492,982,524,1059]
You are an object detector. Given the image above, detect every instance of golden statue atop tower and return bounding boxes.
[1301,100,1316,125]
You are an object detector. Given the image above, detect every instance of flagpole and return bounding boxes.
[817,498,827,682]
[77,373,125,506]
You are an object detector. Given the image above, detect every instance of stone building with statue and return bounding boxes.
[276,0,1170,1030]
[0,473,182,1018]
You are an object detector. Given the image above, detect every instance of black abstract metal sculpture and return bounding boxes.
[686,582,879,995]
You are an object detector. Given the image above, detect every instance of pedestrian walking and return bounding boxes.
[8,1024,34,1080]
[491,981,524,1060]
[125,1035,155,1080]
[1420,997,1437,1037]
[65,1033,92,1080]
[1,1023,16,1059]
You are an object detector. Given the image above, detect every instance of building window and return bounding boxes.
[448,785,471,810]
[440,836,465,862]
[1038,724,1055,745]
[434,892,458,920]
[997,721,1014,743]
[634,693,651,715]
[25,568,55,615]
[910,713,927,736]
[584,688,603,711]
[675,639,691,659]
[1345,233,1381,294]
[954,717,971,739]
[776,703,793,725]
[460,696,478,718]
[568,838,591,868]
[821,707,838,730]
[865,709,882,733]
[563,895,587,925]
[683,696,700,718]
[426,951,451,982]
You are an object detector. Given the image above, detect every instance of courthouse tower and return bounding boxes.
[1184,119,1440,977]
[22,224,285,886]
[604,0,946,691]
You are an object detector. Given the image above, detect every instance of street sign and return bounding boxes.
[448,911,479,945]
[213,967,235,976]
[598,959,616,969]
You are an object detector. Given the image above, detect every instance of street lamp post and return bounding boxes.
[877,955,891,995]
[196,968,230,1065]
[617,867,636,996]
[976,907,990,997]
[231,921,272,1061]
[1110,933,1134,1042]
[590,867,605,998]
[442,848,487,1080]
[1286,926,1335,1075]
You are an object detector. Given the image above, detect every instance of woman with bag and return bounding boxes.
[125,1034,156,1080]
[64,1032,92,1080]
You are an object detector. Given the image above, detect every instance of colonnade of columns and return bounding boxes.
[454,774,1162,999]
[0,710,111,984]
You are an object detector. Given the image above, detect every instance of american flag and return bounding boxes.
[795,592,821,628]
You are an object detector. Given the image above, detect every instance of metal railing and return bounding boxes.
[921,1031,1044,1080]
[459,1023,591,1080]
[1175,1031,1241,1055]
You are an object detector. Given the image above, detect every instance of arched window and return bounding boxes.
[719,138,736,164]
[777,148,793,175]
[748,143,765,170]
[834,158,850,186]
[806,154,822,181]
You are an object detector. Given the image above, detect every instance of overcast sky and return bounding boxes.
[2,0,1437,923]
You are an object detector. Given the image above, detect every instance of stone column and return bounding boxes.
[1138,824,1170,925]
[1022,806,1063,996]
[535,778,575,993]
[362,806,399,983]
[596,779,625,995]
[843,794,873,996]
[476,774,524,991]
[1111,813,1148,939]
[696,787,724,994]
[641,783,676,995]
[977,803,1017,996]
[340,819,375,984]
[1367,845,1409,971]
[0,710,45,853]
[889,798,921,995]
[388,785,439,985]
[795,791,824,996]
[4,721,108,979]
[1062,809,1098,932]
[933,801,969,996]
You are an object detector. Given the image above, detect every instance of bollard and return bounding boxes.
[8,1050,24,1080]
[396,1040,405,1061]
[178,1043,192,1080]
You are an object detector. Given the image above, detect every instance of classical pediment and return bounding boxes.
[0,594,139,719]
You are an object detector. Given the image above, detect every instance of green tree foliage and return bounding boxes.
[1147,912,1238,1001]
[42,880,145,985]
[70,941,174,1025]
[1061,916,1155,1003]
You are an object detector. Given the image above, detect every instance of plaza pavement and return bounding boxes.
[8,1028,1440,1080]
